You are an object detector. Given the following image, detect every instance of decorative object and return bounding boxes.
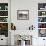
[0,17,8,22]
[42,12,45,15]
[0,23,8,37]
[38,17,46,22]
[0,6,1,10]
[38,3,46,10]
[11,23,16,30]
[38,23,46,28]
[15,35,32,46]
[38,3,46,37]
[5,6,8,10]
[29,25,35,30]
[0,11,8,16]
[0,3,8,37]
[17,10,29,20]
[39,29,46,37]
[19,35,32,45]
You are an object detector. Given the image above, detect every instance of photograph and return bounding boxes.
[17,10,29,20]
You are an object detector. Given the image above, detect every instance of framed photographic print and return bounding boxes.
[17,10,29,20]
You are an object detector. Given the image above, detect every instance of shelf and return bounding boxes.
[38,28,46,29]
[0,22,8,23]
[0,10,8,11]
[0,3,8,37]
[38,3,46,37]
[0,16,8,17]
[38,22,46,23]
[38,15,46,17]
[38,10,46,11]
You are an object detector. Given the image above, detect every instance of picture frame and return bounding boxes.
[17,10,29,20]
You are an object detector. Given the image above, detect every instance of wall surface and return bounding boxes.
[11,0,46,30]
[11,0,46,46]
[11,0,38,30]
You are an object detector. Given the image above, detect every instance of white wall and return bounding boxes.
[11,0,46,46]
[11,0,38,30]
[11,0,46,30]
